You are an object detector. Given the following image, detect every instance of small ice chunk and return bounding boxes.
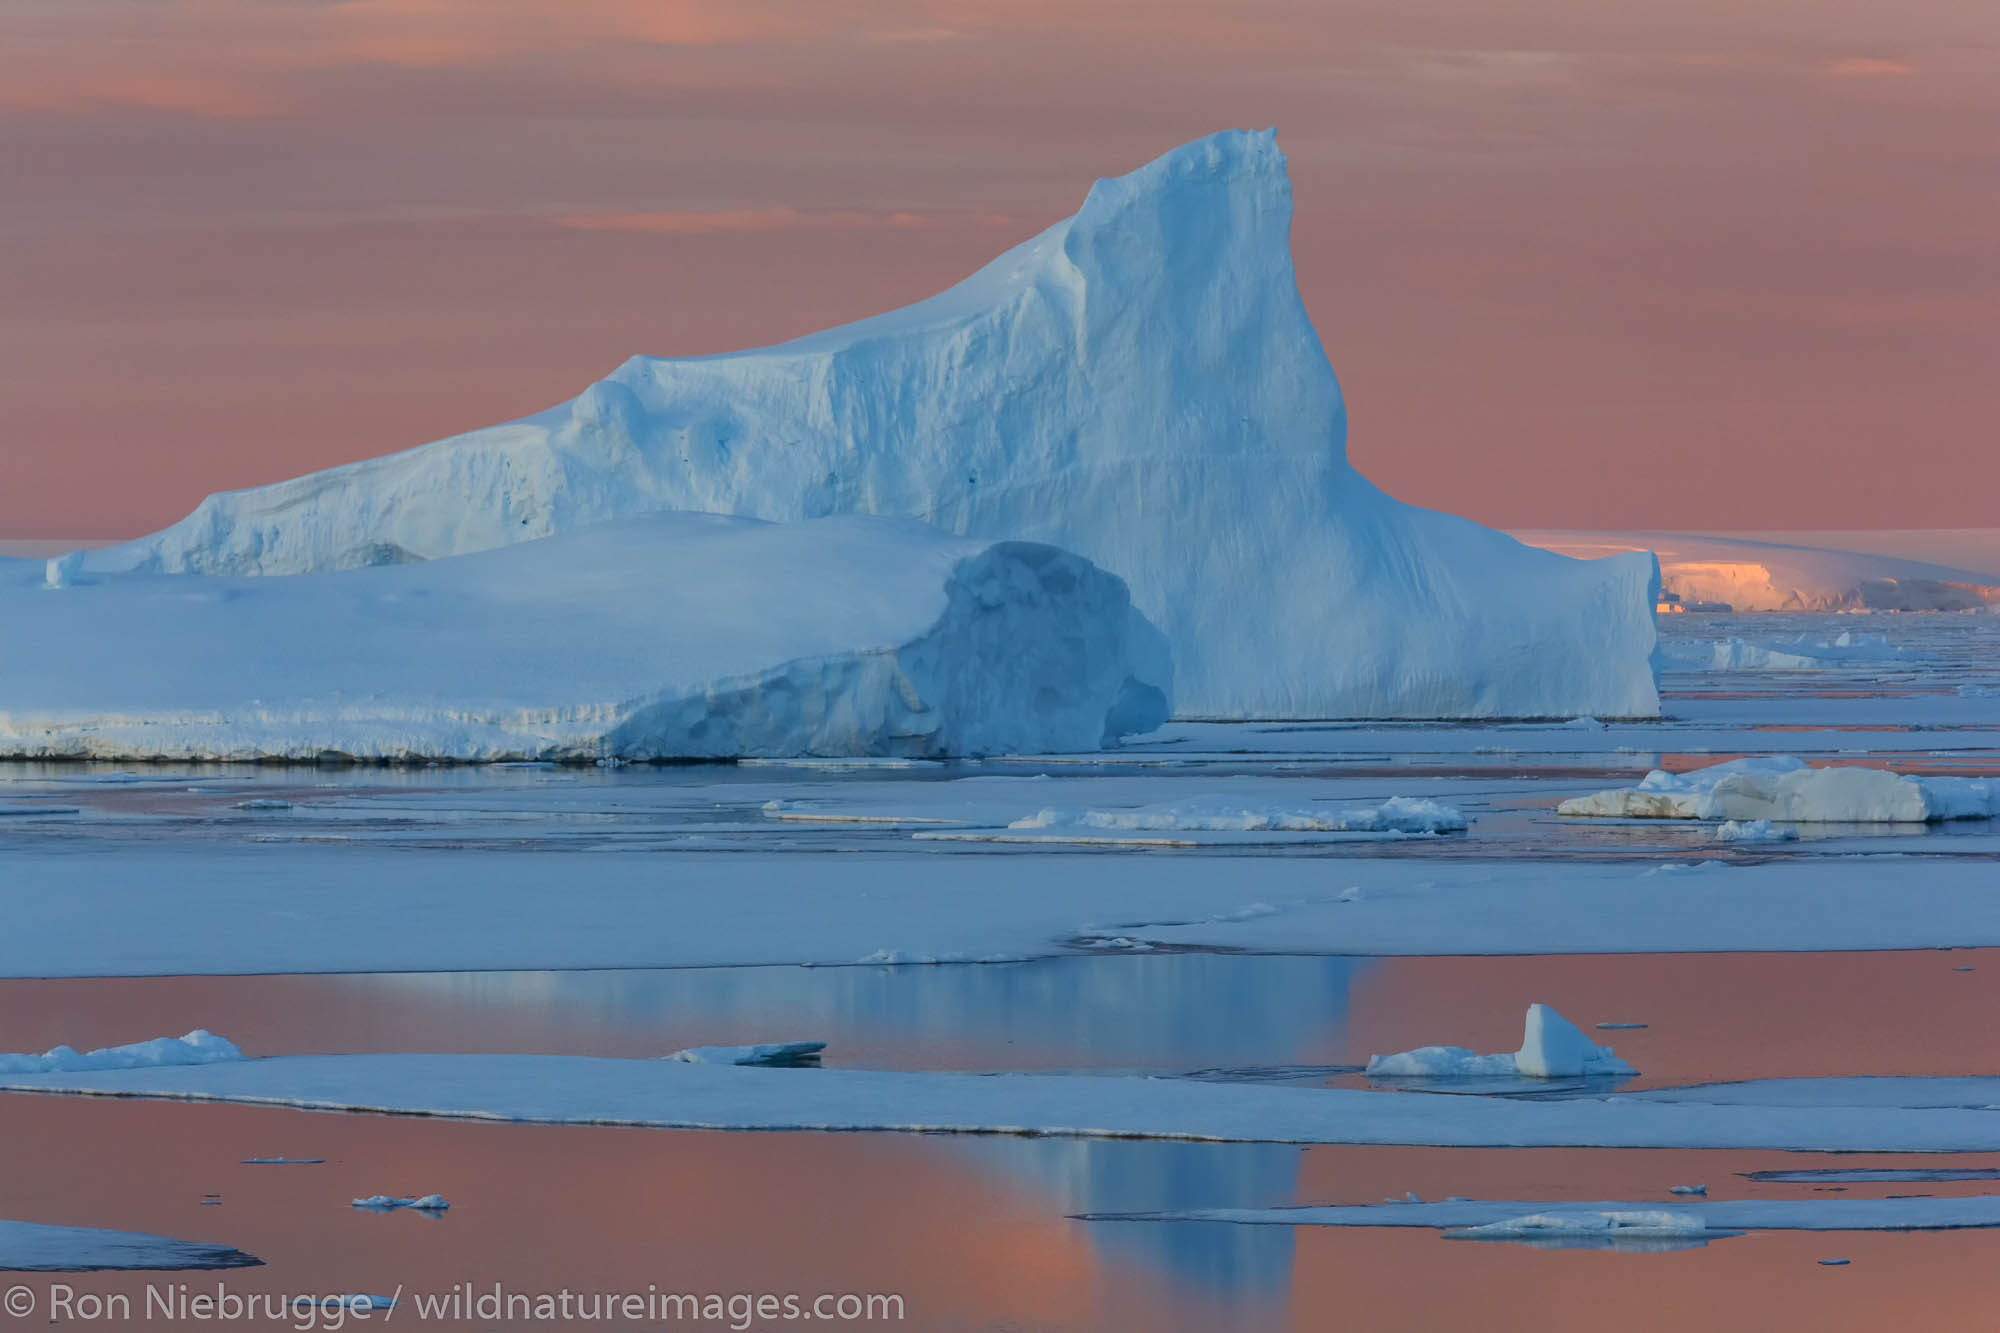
[664,1042,826,1067]
[233,799,293,811]
[1366,1046,1518,1077]
[1517,1004,1636,1079]
[352,1194,448,1212]
[1642,860,1729,877]
[1717,819,1797,843]
[1671,1185,1708,1196]
[1368,1004,1635,1080]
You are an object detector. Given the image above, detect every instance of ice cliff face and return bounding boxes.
[94,130,1660,720]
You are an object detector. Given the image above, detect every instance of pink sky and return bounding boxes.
[1,0,1993,538]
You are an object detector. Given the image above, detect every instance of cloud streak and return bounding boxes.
[553,208,1015,236]
[1822,57,1917,78]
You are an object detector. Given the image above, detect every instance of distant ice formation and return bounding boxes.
[1366,1004,1635,1079]
[352,1195,448,1213]
[1518,531,2000,613]
[83,131,1661,721]
[1560,757,2000,823]
[0,1030,242,1075]
[1665,631,1924,671]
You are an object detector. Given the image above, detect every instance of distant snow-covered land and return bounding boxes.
[3,514,1169,761]
[75,131,1661,721]
[1516,530,2000,612]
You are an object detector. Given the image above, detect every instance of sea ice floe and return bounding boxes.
[1089,1195,2000,1236]
[664,1042,826,1067]
[10,1056,2000,1151]
[1008,796,1468,835]
[1445,1210,1710,1245]
[0,1219,261,1272]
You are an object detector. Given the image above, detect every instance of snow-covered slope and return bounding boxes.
[3,514,1170,761]
[1516,531,2000,613]
[85,131,1660,720]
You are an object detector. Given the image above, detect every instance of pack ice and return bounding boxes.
[80,130,1660,720]
[2,515,1170,761]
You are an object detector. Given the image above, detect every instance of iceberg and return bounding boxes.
[1560,756,2000,823]
[80,131,1660,721]
[1366,1004,1635,1079]
[2,514,1170,761]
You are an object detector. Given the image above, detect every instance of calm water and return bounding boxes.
[6,1093,2000,1331]
[2,949,1997,1089]
[3,612,1999,1328]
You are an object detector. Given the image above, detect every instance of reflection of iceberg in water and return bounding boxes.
[347,954,1360,1311]
[360,952,1370,1072]
[959,1138,1300,1312]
